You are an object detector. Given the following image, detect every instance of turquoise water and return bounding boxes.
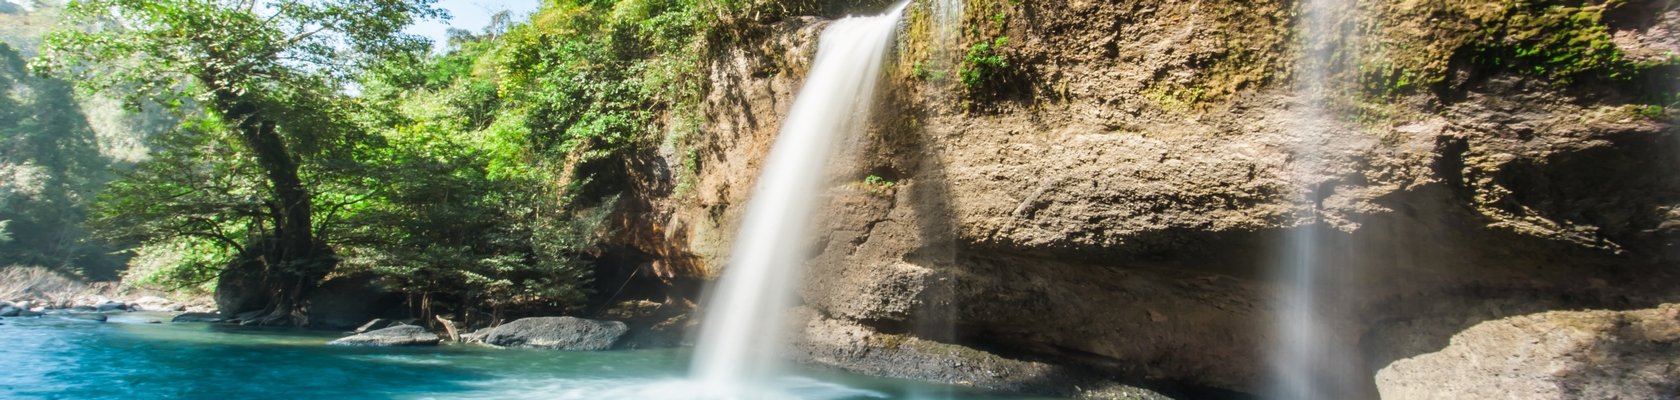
[0,312,1049,399]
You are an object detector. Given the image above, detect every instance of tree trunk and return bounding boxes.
[213,92,332,326]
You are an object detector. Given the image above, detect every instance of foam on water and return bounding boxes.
[432,376,888,400]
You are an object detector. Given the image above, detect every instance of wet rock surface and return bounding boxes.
[328,325,441,347]
[480,317,628,351]
[792,309,1172,399]
[353,318,413,334]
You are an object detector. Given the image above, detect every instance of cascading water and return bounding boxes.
[1268,0,1345,398]
[688,1,909,395]
[931,0,964,60]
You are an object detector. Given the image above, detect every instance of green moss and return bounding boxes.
[1138,0,1293,109]
[1359,0,1680,99]
[1466,1,1634,83]
[1636,105,1664,119]
[867,333,909,349]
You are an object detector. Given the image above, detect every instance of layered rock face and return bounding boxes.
[613,0,1680,397]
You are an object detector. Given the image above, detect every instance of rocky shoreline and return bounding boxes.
[0,295,214,319]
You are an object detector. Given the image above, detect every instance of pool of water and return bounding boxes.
[0,313,1054,399]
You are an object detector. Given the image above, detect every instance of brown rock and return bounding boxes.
[1376,305,1680,399]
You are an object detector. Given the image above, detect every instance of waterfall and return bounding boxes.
[1268,0,1346,398]
[689,1,908,393]
[931,0,964,59]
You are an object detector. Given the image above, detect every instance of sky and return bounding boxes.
[403,0,542,52]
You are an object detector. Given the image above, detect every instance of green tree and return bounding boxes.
[0,42,120,277]
[36,0,441,325]
[342,33,611,326]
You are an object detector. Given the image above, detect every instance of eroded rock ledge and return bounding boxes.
[1376,304,1680,399]
[607,0,1680,397]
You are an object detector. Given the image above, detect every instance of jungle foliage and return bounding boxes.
[16,0,1677,327]
[0,41,129,279]
[23,0,723,325]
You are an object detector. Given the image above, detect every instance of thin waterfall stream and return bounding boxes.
[1268,0,1344,398]
[689,1,910,394]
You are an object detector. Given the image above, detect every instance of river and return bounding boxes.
[0,313,1053,399]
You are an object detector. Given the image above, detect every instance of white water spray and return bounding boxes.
[1268,0,1344,398]
[689,2,908,392]
[931,0,964,58]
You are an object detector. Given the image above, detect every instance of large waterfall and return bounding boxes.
[688,1,909,394]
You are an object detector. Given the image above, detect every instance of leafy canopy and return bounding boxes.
[34,0,443,108]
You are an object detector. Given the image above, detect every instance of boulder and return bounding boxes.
[171,312,225,323]
[214,256,272,316]
[131,296,177,312]
[328,325,441,347]
[794,309,1170,398]
[0,306,17,317]
[95,302,126,312]
[303,274,402,330]
[1376,305,1680,399]
[352,318,412,334]
[480,317,628,351]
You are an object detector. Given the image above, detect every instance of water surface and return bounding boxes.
[0,313,1050,399]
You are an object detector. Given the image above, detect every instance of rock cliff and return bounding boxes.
[608,0,1680,397]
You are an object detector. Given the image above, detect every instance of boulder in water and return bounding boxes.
[171,312,225,323]
[95,302,127,312]
[0,306,17,317]
[480,317,627,351]
[352,318,413,333]
[328,325,441,347]
[214,256,271,318]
